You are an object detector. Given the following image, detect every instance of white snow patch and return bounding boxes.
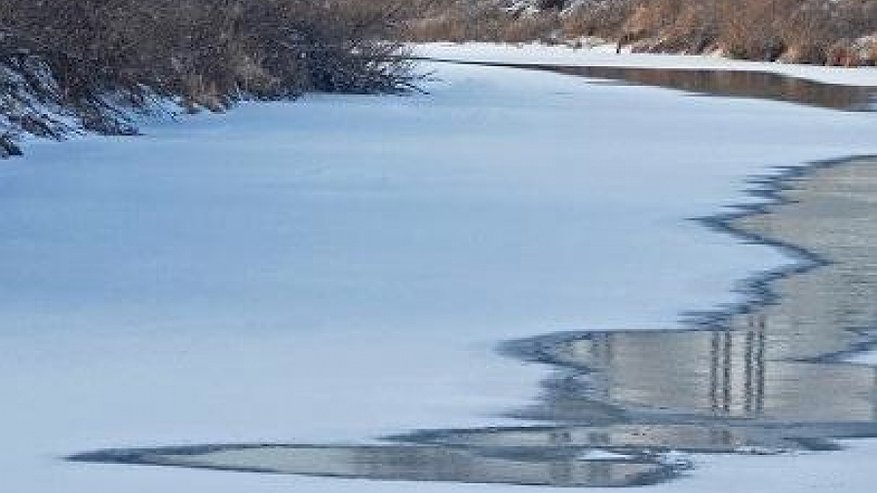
[845,349,877,365]
[577,449,636,461]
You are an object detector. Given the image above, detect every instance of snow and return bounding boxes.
[0,57,876,493]
[413,42,877,87]
[578,450,637,461]
[846,350,877,365]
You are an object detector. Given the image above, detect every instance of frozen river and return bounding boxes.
[1,53,876,492]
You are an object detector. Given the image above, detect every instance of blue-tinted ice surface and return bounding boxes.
[1,58,876,492]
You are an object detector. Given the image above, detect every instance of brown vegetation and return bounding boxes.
[403,0,877,66]
[0,0,414,155]
[402,0,563,43]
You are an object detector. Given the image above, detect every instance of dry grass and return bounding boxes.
[0,0,415,153]
[403,1,563,43]
[404,0,877,66]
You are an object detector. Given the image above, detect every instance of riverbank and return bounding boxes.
[0,0,412,158]
[412,42,877,87]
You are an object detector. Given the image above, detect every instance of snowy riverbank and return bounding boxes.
[1,54,876,492]
[413,42,877,87]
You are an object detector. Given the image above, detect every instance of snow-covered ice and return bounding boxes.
[413,42,877,87]
[1,58,876,493]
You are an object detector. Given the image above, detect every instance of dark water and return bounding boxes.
[70,443,674,487]
[542,65,876,112]
[70,156,877,487]
[426,59,877,112]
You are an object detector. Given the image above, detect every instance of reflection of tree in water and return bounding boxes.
[508,157,877,426]
[528,65,877,112]
[69,158,877,487]
[490,157,877,449]
[521,319,876,425]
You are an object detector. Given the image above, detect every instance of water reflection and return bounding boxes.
[544,65,877,112]
[504,157,877,429]
[510,322,877,423]
[71,444,673,487]
[427,59,877,112]
[69,157,877,486]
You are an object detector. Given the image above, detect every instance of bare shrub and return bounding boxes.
[0,0,415,154]
[826,40,858,66]
[501,11,561,43]
[403,1,563,43]
[774,0,830,64]
[718,0,786,61]
[403,0,877,67]
[561,0,635,39]
[862,36,877,66]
